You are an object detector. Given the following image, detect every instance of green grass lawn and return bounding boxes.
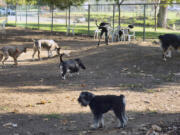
[7,21,180,40]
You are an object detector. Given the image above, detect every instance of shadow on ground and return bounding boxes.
[0,111,179,135]
[1,42,180,93]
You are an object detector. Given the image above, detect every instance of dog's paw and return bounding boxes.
[90,124,99,130]
[116,124,126,129]
[163,58,167,62]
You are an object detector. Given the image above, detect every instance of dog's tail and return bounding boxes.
[59,53,65,63]
[119,94,128,124]
[119,94,126,105]
[75,58,86,70]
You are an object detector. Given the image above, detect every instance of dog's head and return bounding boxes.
[128,24,134,29]
[78,92,95,106]
[158,35,164,40]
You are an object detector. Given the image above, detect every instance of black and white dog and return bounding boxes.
[96,20,111,46]
[78,92,128,129]
[59,54,86,80]
[159,34,180,61]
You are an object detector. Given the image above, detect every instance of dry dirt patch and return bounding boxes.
[0,27,179,135]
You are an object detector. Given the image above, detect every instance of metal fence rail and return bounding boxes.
[1,3,180,40]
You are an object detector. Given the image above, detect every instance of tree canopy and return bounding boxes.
[5,0,87,9]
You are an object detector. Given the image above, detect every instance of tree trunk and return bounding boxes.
[157,1,168,28]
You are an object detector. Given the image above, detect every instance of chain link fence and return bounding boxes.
[1,3,180,40]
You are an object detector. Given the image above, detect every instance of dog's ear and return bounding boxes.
[16,48,20,53]
[128,24,134,29]
[24,47,27,53]
[86,92,95,101]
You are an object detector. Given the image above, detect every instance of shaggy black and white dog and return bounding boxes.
[78,92,128,129]
[159,34,180,61]
[59,54,86,80]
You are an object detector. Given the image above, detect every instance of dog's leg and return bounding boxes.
[13,57,18,66]
[91,115,100,129]
[166,49,172,58]
[47,49,51,58]
[97,31,103,46]
[2,52,9,66]
[32,48,37,61]
[0,54,3,62]
[37,49,41,60]
[105,31,108,45]
[91,114,104,129]
[99,115,104,128]
[122,112,128,126]
[61,65,67,80]
[113,108,126,128]
[49,50,53,57]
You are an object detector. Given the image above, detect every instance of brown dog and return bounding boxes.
[0,46,27,66]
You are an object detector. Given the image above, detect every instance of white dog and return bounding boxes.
[32,39,60,60]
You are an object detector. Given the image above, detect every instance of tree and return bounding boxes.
[5,0,37,5]
[116,0,125,26]
[96,0,125,25]
[151,0,160,31]
[157,0,180,28]
[5,0,87,9]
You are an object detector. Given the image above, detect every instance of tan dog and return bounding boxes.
[0,46,27,66]
[32,39,60,60]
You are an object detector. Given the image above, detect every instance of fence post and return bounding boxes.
[38,4,40,30]
[66,9,67,27]
[5,5,8,23]
[154,4,157,31]
[113,4,115,29]
[143,4,146,41]
[88,4,90,36]
[51,5,54,32]
[15,3,17,26]
[118,4,121,26]
[67,5,71,35]
[26,4,27,29]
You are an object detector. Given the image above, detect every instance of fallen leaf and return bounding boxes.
[26,104,34,107]
[62,119,68,125]
[12,109,19,113]
[36,100,46,105]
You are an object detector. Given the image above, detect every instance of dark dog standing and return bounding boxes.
[159,34,180,61]
[78,92,128,129]
[96,21,111,46]
[59,54,86,80]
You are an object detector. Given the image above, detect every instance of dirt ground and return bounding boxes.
[0,27,179,135]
